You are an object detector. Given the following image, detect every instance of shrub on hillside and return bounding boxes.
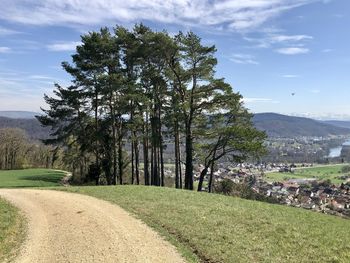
[214,179,279,204]
[214,179,235,195]
[341,165,350,173]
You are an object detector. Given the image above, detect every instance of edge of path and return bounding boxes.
[0,189,189,263]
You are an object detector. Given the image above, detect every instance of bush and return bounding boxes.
[214,179,234,195]
[341,165,350,173]
[214,178,279,204]
[318,179,332,188]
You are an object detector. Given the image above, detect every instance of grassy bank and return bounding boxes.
[0,198,25,262]
[265,164,348,184]
[57,185,350,263]
[0,169,66,188]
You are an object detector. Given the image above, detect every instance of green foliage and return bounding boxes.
[58,185,350,263]
[38,24,266,189]
[214,178,235,195]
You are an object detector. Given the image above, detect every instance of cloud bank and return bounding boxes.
[0,0,318,31]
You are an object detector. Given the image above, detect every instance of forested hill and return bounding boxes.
[253,113,350,138]
[322,120,350,129]
[0,111,38,119]
[1,112,349,140]
[0,116,50,140]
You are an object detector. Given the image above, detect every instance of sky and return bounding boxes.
[0,0,349,119]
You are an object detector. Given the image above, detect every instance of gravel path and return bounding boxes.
[0,189,185,263]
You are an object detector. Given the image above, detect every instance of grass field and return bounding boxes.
[265,164,349,184]
[0,169,66,188]
[0,198,25,262]
[56,185,350,263]
[3,168,350,262]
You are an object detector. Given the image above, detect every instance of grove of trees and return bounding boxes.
[0,127,59,170]
[37,24,266,191]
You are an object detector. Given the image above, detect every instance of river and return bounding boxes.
[328,140,350,158]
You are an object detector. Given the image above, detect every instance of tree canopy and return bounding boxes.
[37,24,266,190]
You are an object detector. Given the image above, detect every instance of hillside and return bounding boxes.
[0,116,50,140]
[57,185,350,263]
[0,111,38,119]
[253,113,350,137]
[322,120,350,129]
[1,111,349,140]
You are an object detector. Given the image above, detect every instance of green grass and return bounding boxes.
[0,169,66,188]
[265,164,349,184]
[56,185,350,263]
[0,197,25,262]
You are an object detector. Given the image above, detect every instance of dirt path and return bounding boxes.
[0,189,185,263]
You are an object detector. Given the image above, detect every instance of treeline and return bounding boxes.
[38,24,266,191]
[0,128,60,170]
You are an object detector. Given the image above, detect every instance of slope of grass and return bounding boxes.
[0,169,66,188]
[265,164,348,184]
[0,197,25,262]
[57,185,350,263]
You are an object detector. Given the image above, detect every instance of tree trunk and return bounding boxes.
[131,106,135,184]
[112,106,117,185]
[158,107,165,187]
[179,147,183,189]
[134,133,140,185]
[94,89,100,185]
[131,139,135,184]
[117,117,123,185]
[151,142,154,185]
[143,115,150,185]
[208,159,215,193]
[174,120,180,188]
[184,126,194,190]
[197,166,209,191]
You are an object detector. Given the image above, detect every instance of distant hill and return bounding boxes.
[253,113,350,138]
[322,120,350,129]
[0,116,50,140]
[0,111,39,119]
[1,111,349,140]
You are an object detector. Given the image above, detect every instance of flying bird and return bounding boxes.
[291,93,295,96]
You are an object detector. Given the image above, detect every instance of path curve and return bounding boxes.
[0,189,185,263]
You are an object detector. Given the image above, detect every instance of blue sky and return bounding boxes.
[0,0,349,119]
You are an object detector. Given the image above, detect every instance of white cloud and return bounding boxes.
[269,34,313,42]
[310,89,320,93]
[0,26,21,35]
[276,47,309,55]
[282,74,300,78]
[244,33,313,49]
[0,0,319,31]
[230,54,259,65]
[243,98,271,103]
[47,41,81,51]
[0,47,11,53]
[322,49,333,53]
[242,98,280,104]
[0,70,65,111]
[29,75,55,80]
